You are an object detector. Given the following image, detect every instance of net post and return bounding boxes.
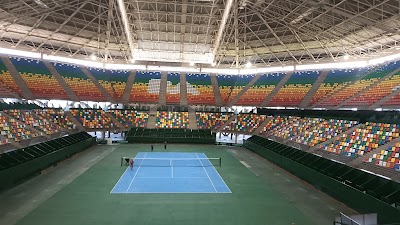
[219,157,221,167]
[121,157,123,166]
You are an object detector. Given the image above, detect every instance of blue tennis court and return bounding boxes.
[111,152,231,193]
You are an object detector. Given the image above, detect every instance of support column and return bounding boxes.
[180,72,188,105]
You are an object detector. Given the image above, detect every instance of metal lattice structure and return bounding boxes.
[0,0,399,67]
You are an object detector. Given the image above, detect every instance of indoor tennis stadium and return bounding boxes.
[0,0,400,225]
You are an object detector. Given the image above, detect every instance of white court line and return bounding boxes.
[196,153,217,193]
[171,159,173,178]
[110,166,130,193]
[131,177,208,179]
[126,152,147,193]
[199,153,232,193]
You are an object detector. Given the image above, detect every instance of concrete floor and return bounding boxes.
[226,147,357,224]
[0,145,117,225]
[0,144,357,225]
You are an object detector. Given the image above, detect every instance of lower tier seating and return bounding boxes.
[108,109,148,128]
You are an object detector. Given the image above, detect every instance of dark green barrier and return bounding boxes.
[0,132,95,190]
[244,136,400,224]
[126,128,215,144]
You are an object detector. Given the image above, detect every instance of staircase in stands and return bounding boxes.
[299,70,329,108]
[210,73,223,106]
[159,72,168,105]
[43,61,80,102]
[180,72,188,106]
[1,57,34,99]
[121,71,135,104]
[228,75,261,106]
[335,67,400,109]
[188,106,198,129]
[260,72,293,107]
[81,67,115,103]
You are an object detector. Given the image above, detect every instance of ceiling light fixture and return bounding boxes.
[343,54,350,60]
[190,62,195,66]
[245,61,252,68]
[90,54,97,61]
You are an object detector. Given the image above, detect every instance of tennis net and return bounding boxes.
[121,157,221,167]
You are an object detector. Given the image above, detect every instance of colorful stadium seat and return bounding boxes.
[89,69,130,101]
[130,71,160,103]
[322,122,400,157]
[108,109,148,128]
[382,92,400,106]
[166,73,180,104]
[0,111,38,143]
[269,71,320,107]
[366,142,400,169]
[346,62,400,106]
[266,116,322,140]
[70,109,114,129]
[5,109,61,135]
[318,62,399,107]
[295,119,358,147]
[0,58,22,97]
[186,74,215,105]
[224,114,266,133]
[34,109,76,130]
[236,73,285,106]
[216,75,237,104]
[156,111,189,129]
[196,112,232,130]
[52,63,106,101]
[227,75,255,103]
[310,68,367,106]
[11,58,69,100]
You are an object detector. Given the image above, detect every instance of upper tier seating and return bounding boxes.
[52,63,106,101]
[0,58,22,97]
[346,62,400,106]
[269,71,320,107]
[130,71,160,103]
[216,75,237,104]
[236,73,285,106]
[89,69,130,101]
[196,112,232,129]
[108,109,148,128]
[366,142,400,169]
[11,58,68,99]
[186,74,215,105]
[322,122,400,157]
[34,109,76,130]
[0,111,38,143]
[295,119,358,147]
[310,68,367,106]
[382,91,400,106]
[5,109,61,135]
[224,114,266,133]
[318,62,399,107]
[166,73,180,104]
[70,109,114,129]
[227,75,255,103]
[156,111,189,129]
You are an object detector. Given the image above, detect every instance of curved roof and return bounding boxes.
[0,0,399,67]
